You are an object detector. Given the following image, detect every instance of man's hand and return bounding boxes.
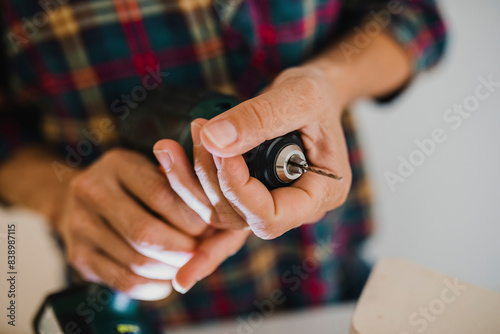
[153,141,252,294]
[59,148,212,300]
[151,66,352,292]
[194,66,352,239]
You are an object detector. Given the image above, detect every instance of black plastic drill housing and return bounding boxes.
[121,87,305,190]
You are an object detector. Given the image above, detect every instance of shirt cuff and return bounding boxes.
[384,0,448,75]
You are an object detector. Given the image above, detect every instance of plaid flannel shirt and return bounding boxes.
[0,0,446,329]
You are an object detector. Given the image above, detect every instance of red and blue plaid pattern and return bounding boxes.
[0,0,446,328]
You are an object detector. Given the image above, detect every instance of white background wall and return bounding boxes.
[356,0,500,292]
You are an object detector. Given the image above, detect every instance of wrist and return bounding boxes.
[0,146,80,233]
[44,182,71,234]
[301,60,353,111]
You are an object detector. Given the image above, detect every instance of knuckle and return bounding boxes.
[69,173,91,195]
[179,204,203,226]
[130,252,151,269]
[68,219,86,236]
[241,99,275,134]
[70,172,105,203]
[279,66,300,78]
[194,167,219,196]
[218,175,237,199]
[203,211,220,228]
[193,157,213,181]
[111,270,139,293]
[197,247,216,267]
[100,148,126,164]
[214,207,246,229]
[292,76,325,114]
[193,159,205,176]
[129,223,157,248]
[147,179,173,208]
[215,207,235,224]
[298,75,323,99]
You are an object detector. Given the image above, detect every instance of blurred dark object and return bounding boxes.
[33,284,159,334]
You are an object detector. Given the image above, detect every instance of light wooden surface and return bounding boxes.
[351,259,500,334]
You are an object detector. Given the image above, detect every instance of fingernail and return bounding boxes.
[202,120,238,149]
[173,278,195,295]
[153,150,172,172]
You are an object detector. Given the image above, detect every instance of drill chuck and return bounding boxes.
[243,131,306,189]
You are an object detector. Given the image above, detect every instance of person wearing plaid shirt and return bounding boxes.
[0,0,446,330]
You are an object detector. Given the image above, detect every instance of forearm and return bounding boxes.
[306,32,412,109]
[0,146,77,228]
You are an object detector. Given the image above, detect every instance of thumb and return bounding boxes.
[199,81,318,157]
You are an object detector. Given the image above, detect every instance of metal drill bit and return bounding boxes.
[288,160,344,181]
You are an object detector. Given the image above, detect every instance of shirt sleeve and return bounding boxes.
[0,103,42,163]
[0,22,42,163]
[383,0,447,74]
[337,0,447,90]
